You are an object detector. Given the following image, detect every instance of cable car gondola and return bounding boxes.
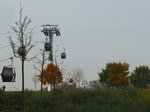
[69,78,73,83]
[1,66,16,82]
[61,52,66,59]
[44,42,52,51]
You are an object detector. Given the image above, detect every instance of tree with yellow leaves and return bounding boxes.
[98,62,130,88]
[38,63,63,89]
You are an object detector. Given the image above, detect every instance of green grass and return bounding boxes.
[0,89,150,112]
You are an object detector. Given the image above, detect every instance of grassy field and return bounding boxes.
[0,89,150,112]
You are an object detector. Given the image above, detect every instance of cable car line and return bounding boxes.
[0,32,8,35]
[0,45,10,49]
[0,57,14,63]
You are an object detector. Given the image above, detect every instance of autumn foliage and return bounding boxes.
[108,73,129,88]
[38,63,63,86]
[108,63,130,88]
[99,62,130,88]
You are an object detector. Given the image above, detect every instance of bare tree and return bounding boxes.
[33,48,47,93]
[89,80,101,89]
[71,69,84,88]
[8,4,36,93]
[32,74,39,91]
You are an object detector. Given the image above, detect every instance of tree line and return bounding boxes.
[98,62,150,89]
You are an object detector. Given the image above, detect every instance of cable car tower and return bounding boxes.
[42,24,61,63]
[41,24,67,91]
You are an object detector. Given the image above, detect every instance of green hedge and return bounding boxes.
[0,89,150,112]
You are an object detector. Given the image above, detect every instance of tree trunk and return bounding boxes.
[35,84,36,91]
[41,69,43,94]
[53,84,56,89]
[22,59,24,93]
[77,81,80,88]
[41,61,44,94]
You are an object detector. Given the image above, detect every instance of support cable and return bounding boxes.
[0,32,8,35]
[0,45,10,50]
[0,57,14,63]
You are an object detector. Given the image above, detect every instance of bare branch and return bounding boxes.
[26,53,39,61]
[19,4,23,28]
[26,42,37,55]
[23,16,32,33]
[7,34,20,58]
[33,49,47,70]
[25,27,35,47]
[33,64,41,72]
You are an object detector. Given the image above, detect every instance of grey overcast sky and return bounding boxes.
[0,0,150,91]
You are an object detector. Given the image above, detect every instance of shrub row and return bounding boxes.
[0,89,150,112]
